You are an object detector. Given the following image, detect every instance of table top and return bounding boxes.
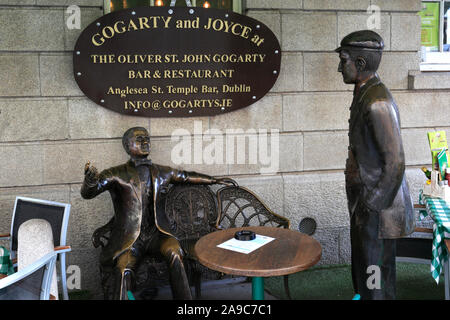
[420,195,450,229]
[194,226,322,277]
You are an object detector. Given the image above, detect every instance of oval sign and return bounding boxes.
[73,6,281,117]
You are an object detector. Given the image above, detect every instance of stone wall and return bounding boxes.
[0,0,445,298]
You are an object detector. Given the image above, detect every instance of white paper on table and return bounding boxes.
[217,234,275,254]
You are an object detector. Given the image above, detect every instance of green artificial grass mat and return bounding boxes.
[265,263,445,300]
[67,290,93,300]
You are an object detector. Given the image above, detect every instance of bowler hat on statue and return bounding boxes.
[335,30,384,52]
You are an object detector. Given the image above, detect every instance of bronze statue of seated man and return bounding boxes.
[81,127,233,300]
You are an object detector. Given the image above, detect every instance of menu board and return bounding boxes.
[419,2,440,51]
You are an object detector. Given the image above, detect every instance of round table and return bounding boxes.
[194,226,322,300]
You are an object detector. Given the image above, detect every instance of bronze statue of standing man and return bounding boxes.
[336,30,414,299]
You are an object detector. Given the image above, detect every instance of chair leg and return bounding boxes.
[60,253,69,300]
[283,275,292,300]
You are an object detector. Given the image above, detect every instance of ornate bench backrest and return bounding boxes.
[164,184,218,241]
[215,186,290,229]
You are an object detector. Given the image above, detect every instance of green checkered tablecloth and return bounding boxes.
[0,246,14,276]
[419,191,450,283]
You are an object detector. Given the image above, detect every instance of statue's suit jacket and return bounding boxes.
[81,160,216,263]
[345,74,414,239]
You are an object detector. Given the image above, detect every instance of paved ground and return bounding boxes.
[154,277,278,300]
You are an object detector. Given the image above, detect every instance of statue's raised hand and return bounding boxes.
[84,161,99,184]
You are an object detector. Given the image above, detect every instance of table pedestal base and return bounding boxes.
[252,277,264,300]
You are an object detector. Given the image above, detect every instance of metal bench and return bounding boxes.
[138,183,291,299]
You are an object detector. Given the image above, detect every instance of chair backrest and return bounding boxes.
[10,197,70,252]
[216,186,290,229]
[0,251,57,300]
[18,219,58,299]
[164,184,218,241]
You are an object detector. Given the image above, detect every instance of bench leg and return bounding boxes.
[193,271,202,299]
[283,275,292,300]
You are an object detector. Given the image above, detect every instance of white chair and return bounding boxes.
[0,248,71,300]
[0,197,71,300]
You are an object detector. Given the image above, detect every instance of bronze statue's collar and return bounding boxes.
[129,158,152,167]
[354,74,380,98]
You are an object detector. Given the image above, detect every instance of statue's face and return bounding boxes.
[338,51,358,84]
[127,129,150,158]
